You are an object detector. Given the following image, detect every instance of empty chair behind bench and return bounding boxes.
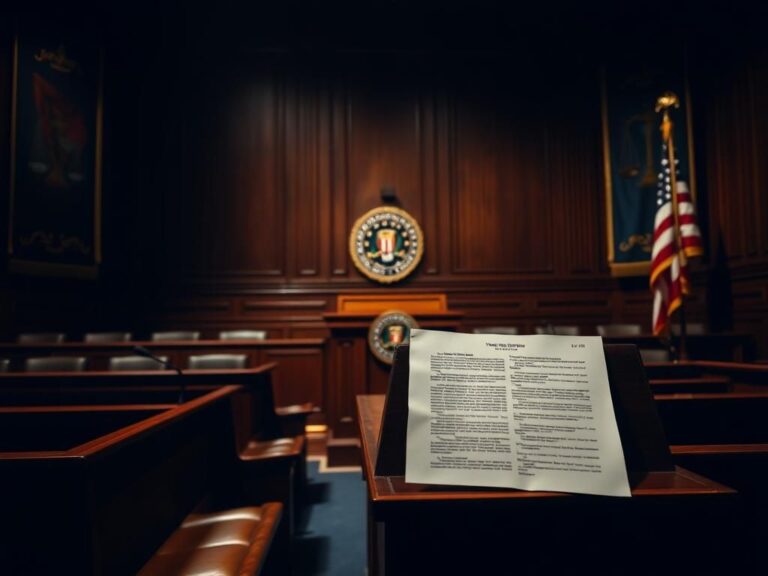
[219,330,267,340]
[109,356,169,371]
[151,331,201,341]
[188,354,248,370]
[25,356,87,372]
[17,332,66,344]
[85,331,133,343]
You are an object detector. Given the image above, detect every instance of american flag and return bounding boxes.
[650,142,704,336]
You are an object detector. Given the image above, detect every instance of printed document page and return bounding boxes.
[405,329,631,497]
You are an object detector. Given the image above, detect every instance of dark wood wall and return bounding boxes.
[0,4,766,354]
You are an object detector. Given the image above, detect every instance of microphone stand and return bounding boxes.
[133,346,187,403]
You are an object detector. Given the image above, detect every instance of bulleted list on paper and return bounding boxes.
[405,329,631,497]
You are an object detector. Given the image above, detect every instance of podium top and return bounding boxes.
[374,343,675,481]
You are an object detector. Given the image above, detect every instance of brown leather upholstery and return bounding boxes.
[138,504,282,576]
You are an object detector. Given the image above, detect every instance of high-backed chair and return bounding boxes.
[472,327,519,335]
[639,348,671,363]
[597,323,643,337]
[24,356,87,372]
[17,332,66,344]
[150,331,201,342]
[535,325,580,335]
[187,354,248,370]
[0,358,9,372]
[218,330,267,340]
[85,331,133,343]
[109,356,169,371]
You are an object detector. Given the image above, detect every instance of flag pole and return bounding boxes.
[655,92,688,360]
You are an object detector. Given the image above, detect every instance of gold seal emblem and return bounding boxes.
[368,310,419,364]
[349,206,424,284]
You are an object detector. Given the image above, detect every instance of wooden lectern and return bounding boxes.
[324,293,462,465]
[358,344,743,575]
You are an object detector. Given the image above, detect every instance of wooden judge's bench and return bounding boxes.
[323,294,462,465]
[358,344,747,575]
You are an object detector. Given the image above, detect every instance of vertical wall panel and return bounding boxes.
[286,80,325,278]
[330,90,349,276]
[448,75,554,274]
[344,83,424,244]
[174,66,285,276]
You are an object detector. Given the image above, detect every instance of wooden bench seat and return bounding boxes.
[138,504,283,576]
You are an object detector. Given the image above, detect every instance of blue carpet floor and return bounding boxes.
[292,460,366,576]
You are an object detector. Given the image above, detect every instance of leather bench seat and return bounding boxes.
[138,503,282,576]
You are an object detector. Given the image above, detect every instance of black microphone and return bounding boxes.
[133,345,187,403]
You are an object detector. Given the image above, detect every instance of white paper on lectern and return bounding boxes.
[404,329,631,497]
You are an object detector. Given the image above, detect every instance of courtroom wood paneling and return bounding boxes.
[261,346,324,411]
[698,41,768,354]
[447,75,554,274]
[172,60,286,277]
[285,77,332,279]
[334,55,433,283]
[1,8,767,358]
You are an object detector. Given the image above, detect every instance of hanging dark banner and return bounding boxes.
[601,60,696,277]
[8,29,102,278]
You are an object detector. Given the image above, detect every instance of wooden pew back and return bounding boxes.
[655,392,768,445]
[0,405,171,451]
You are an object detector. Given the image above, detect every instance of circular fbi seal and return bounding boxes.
[368,310,419,365]
[349,206,424,284]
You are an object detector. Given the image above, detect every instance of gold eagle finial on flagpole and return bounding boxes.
[654,91,680,113]
[655,92,680,142]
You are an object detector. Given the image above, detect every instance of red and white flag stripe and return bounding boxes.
[650,181,703,336]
